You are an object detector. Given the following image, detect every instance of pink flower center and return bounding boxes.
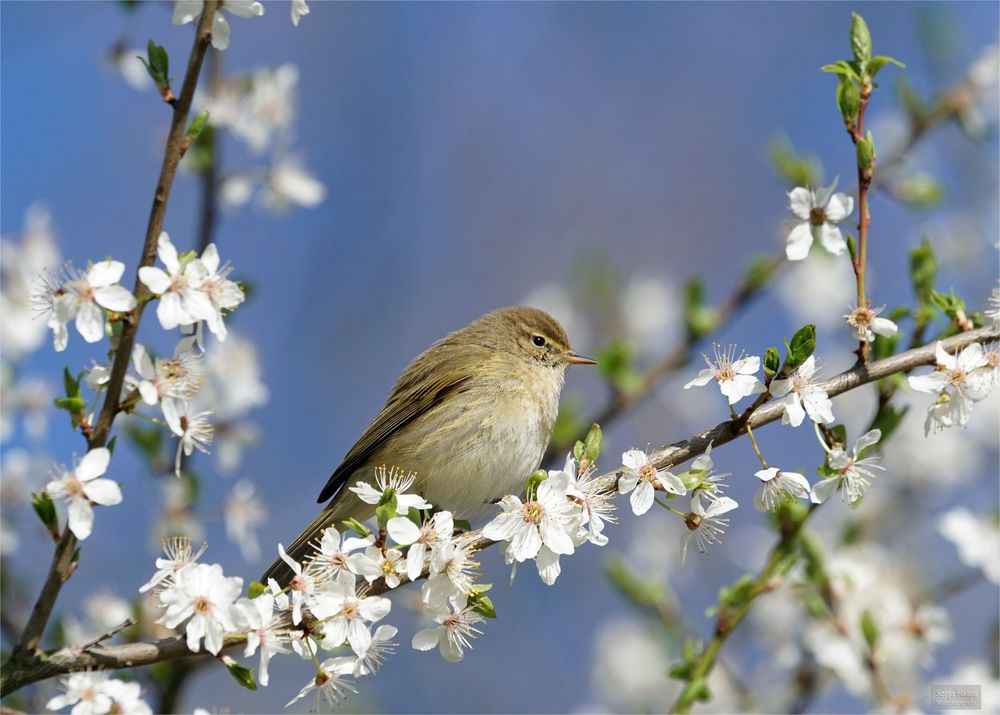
[339,600,359,619]
[522,502,545,524]
[848,307,875,329]
[194,595,213,615]
[809,207,827,227]
[65,477,84,498]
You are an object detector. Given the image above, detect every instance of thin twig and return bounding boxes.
[2,326,994,695]
[4,0,219,670]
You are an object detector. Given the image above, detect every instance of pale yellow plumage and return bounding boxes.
[262,306,594,585]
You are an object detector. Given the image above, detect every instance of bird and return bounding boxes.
[261,306,595,585]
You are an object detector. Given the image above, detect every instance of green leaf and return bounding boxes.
[895,175,943,208]
[909,239,937,307]
[341,518,372,538]
[223,657,257,691]
[846,232,858,260]
[63,367,81,398]
[453,519,472,532]
[405,506,423,529]
[768,134,822,188]
[186,111,210,141]
[247,581,266,599]
[125,423,163,462]
[32,492,58,535]
[467,588,497,619]
[744,254,778,290]
[836,76,860,125]
[552,397,584,454]
[595,340,639,393]
[867,55,905,78]
[525,469,548,500]
[851,13,872,66]
[140,40,170,87]
[763,347,780,380]
[683,278,719,340]
[786,324,816,370]
[868,405,907,445]
[374,502,395,530]
[582,423,602,462]
[828,424,848,450]
[820,60,861,81]
[106,435,117,456]
[54,396,86,416]
[930,289,965,319]
[860,608,879,649]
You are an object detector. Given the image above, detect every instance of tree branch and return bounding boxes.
[3,0,219,675]
[2,325,994,695]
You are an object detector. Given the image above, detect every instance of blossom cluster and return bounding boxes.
[908,341,997,435]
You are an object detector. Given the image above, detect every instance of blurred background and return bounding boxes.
[2,2,998,713]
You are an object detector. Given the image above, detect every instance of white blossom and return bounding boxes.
[304,528,373,584]
[769,355,835,426]
[617,449,686,516]
[350,624,397,676]
[350,466,431,514]
[138,232,213,331]
[157,562,242,655]
[276,543,316,625]
[196,243,245,340]
[172,0,264,52]
[482,471,582,563]
[684,344,765,405]
[102,679,152,714]
[162,399,214,478]
[680,493,738,563]
[36,260,136,351]
[908,341,992,434]
[810,429,885,505]
[132,337,203,406]
[236,592,289,687]
[139,536,207,593]
[224,480,267,561]
[285,658,357,709]
[561,453,615,546]
[412,599,484,662]
[753,467,811,512]
[310,573,392,656]
[45,672,114,715]
[785,178,854,261]
[421,538,478,609]
[844,304,898,343]
[45,448,121,541]
[937,508,1000,584]
[387,510,453,582]
[351,545,407,589]
[291,0,310,26]
[261,157,326,214]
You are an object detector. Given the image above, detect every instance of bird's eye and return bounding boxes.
[532,335,546,347]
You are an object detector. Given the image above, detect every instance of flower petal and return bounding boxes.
[785,222,813,261]
[77,447,110,481]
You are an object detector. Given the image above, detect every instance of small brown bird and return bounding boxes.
[262,306,595,585]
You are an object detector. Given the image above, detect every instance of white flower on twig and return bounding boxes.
[45,447,121,540]
[157,562,242,655]
[753,467,811,512]
[412,600,484,662]
[908,342,992,435]
[36,260,136,351]
[844,304,897,344]
[684,344,765,405]
[618,449,686,516]
[785,178,854,261]
[173,0,264,52]
[810,429,885,505]
[769,355,834,426]
[680,493,738,563]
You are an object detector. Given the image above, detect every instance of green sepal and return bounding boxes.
[785,324,816,371]
[341,518,372,538]
[582,423,602,462]
[763,347,780,380]
[223,657,257,691]
[63,367,81,399]
[32,492,59,535]
[247,581,267,599]
[836,76,860,126]
[139,40,170,88]
[467,585,496,619]
[54,396,86,417]
[860,608,879,649]
[186,111,210,141]
[106,436,117,456]
[525,469,548,501]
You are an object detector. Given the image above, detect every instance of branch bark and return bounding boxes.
[2,325,994,696]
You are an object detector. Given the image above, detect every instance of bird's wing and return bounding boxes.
[316,340,487,504]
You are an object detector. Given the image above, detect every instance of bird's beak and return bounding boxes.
[563,351,598,365]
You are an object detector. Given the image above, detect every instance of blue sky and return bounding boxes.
[2,2,998,713]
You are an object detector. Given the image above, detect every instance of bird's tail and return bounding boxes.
[260,490,372,586]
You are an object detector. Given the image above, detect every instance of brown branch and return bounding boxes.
[3,326,994,695]
[4,0,219,675]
